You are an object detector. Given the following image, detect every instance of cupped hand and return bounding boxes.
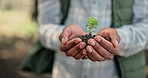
[59,25,86,44]
[60,38,87,60]
[59,25,87,60]
[86,27,120,62]
[97,27,120,48]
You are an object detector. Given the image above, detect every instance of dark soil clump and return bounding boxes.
[79,33,111,45]
[79,33,95,45]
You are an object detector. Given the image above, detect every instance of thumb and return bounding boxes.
[109,32,120,48]
[109,35,119,48]
[111,39,119,48]
[61,37,68,45]
[59,27,71,44]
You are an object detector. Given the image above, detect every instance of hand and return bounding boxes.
[59,25,87,60]
[97,27,120,48]
[60,38,87,60]
[59,25,86,44]
[86,27,120,62]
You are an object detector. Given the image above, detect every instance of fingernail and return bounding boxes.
[79,44,84,49]
[95,37,101,42]
[85,56,88,59]
[91,40,95,46]
[115,40,118,45]
[83,50,87,55]
[82,56,88,60]
[87,47,92,53]
[114,40,118,47]
[61,38,64,43]
[75,40,79,44]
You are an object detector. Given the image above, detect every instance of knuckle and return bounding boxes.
[79,52,84,56]
[91,59,96,62]
[60,47,65,52]
[94,42,99,47]
[107,55,114,60]
[96,57,105,62]
[100,51,108,57]
[74,57,80,60]
[96,59,102,62]
[114,51,120,55]
[94,45,101,51]
[106,46,113,52]
[60,46,67,51]
[66,52,72,56]
[112,49,120,55]
[109,47,113,51]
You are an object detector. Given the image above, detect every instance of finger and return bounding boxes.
[82,55,88,60]
[94,36,120,55]
[88,39,114,59]
[59,37,69,45]
[108,32,120,48]
[102,32,109,37]
[74,49,87,60]
[66,42,86,57]
[101,33,111,42]
[65,38,82,49]
[86,46,105,62]
[101,32,120,51]
[101,31,120,48]
[59,27,71,44]
[60,38,82,52]
[96,28,120,49]
[60,43,68,52]
[111,39,119,48]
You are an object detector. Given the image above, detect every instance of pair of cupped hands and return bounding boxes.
[59,25,120,62]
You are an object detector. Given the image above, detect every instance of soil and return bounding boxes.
[79,33,111,45]
[79,33,95,45]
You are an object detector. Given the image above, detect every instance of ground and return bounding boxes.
[0,10,51,78]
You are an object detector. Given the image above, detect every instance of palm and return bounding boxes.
[61,25,86,40]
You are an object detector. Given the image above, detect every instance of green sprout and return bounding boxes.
[86,17,98,34]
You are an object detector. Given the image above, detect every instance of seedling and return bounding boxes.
[79,17,111,44]
[85,17,98,35]
[79,17,98,43]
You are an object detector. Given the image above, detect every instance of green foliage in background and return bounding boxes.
[0,10,37,40]
[19,20,37,38]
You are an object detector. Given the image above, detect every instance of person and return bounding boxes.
[38,0,148,78]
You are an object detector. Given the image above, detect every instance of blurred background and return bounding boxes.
[0,0,51,78]
[0,0,148,78]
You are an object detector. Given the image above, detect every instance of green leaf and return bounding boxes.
[89,31,93,33]
[86,25,90,27]
[86,28,90,30]
[92,26,97,28]
[88,31,92,33]
[85,17,98,34]
[87,17,98,26]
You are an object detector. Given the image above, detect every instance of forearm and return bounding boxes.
[39,24,64,51]
[117,21,148,57]
[38,0,62,51]
[116,0,148,57]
